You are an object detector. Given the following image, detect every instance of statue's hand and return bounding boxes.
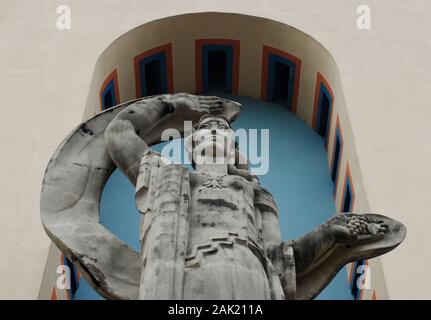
[329,214,388,245]
[164,93,224,119]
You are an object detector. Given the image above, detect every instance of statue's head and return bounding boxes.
[185,114,236,166]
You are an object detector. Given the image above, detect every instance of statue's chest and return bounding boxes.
[190,172,253,211]
[188,173,255,233]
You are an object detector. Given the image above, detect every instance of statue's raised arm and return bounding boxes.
[104,94,231,185]
[40,93,241,300]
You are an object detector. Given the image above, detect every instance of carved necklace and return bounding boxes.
[201,172,226,189]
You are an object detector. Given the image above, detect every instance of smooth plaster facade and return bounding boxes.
[1,0,430,299]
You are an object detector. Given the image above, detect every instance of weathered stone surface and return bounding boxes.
[40,94,241,299]
[41,93,406,300]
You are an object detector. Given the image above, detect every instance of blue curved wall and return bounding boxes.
[75,95,353,300]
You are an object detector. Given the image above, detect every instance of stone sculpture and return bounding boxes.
[40,93,406,299]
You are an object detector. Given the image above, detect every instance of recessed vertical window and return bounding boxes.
[317,91,331,139]
[61,254,80,300]
[139,53,167,97]
[330,118,343,194]
[207,49,228,92]
[103,88,114,109]
[341,163,355,213]
[342,186,352,212]
[99,70,120,111]
[202,45,233,94]
[134,44,173,98]
[267,55,294,107]
[350,260,367,299]
[331,135,341,183]
[144,59,163,96]
[195,39,239,95]
[262,46,301,112]
[261,46,301,112]
[272,61,291,105]
[313,72,334,145]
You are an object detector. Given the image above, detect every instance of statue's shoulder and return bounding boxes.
[139,150,168,167]
[253,183,278,214]
[136,150,190,214]
[136,150,182,194]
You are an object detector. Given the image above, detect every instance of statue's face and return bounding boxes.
[192,116,235,164]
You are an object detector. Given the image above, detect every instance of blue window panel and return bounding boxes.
[342,178,353,213]
[315,83,333,145]
[350,260,367,299]
[139,52,168,97]
[101,79,117,110]
[331,127,342,191]
[62,256,79,299]
[266,53,297,110]
[202,45,233,94]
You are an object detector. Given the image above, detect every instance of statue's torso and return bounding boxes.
[187,171,259,255]
[135,157,271,299]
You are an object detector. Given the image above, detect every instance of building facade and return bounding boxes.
[1,0,430,299]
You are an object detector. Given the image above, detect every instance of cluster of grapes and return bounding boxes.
[346,215,371,236]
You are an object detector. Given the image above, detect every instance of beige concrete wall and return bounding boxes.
[1,0,430,299]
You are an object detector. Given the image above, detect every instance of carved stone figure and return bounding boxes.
[40,93,406,299]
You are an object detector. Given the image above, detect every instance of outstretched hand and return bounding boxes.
[164,94,225,119]
[329,214,388,245]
